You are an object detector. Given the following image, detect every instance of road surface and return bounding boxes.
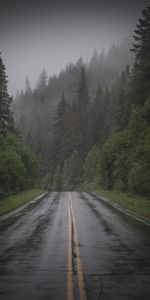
[0,192,150,300]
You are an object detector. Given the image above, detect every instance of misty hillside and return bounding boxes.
[3,2,149,198]
[13,38,133,157]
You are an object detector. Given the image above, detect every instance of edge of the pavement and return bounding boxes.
[0,192,50,222]
[91,192,150,226]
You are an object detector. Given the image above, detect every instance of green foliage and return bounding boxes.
[100,130,129,189]
[76,66,89,109]
[114,66,131,131]
[0,189,46,216]
[0,150,25,197]
[128,128,150,195]
[83,109,150,196]
[127,109,147,141]
[52,94,71,166]
[73,67,90,158]
[142,97,150,124]
[0,55,39,199]
[0,54,14,134]
[40,172,53,190]
[89,85,106,145]
[0,134,39,199]
[84,145,100,184]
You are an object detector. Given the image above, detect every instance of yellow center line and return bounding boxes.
[67,192,87,300]
[67,192,74,300]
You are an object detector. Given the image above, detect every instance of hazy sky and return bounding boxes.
[0,0,149,95]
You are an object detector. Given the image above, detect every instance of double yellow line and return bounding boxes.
[67,192,87,300]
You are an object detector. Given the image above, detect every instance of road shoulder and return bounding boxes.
[0,191,49,221]
[92,192,150,226]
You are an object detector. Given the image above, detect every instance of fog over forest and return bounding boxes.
[0,0,150,196]
[0,0,149,95]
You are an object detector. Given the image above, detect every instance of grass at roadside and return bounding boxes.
[0,189,47,217]
[81,183,150,219]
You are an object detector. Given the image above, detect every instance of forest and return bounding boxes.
[0,55,39,199]
[1,4,150,198]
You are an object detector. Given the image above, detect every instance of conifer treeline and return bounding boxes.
[0,54,14,134]
[83,4,150,196]
[49,64,132,191]
[43,4,150,195]
[14,4,150,196]
[0,54,39,199]
[13,38,133,160]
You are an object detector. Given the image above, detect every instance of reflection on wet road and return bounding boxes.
[0,192,150,299]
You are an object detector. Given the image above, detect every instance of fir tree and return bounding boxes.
[0,53,14,134]
[76,66,89,109]
[52,94,69,166]
[37,68,47,91]
[131,4,150,105]
[114,66,131,131]
[74,67,90,157]
[90,84,105,145]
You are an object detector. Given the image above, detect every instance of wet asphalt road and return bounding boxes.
[0,192,150,300]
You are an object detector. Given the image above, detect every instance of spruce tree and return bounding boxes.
[0,53,14,134]
[37,68,47,91]
[90,84,105,145]
[53,94,68,165]
[55,94,67,130]
[114,66,131,131]
[131,4,150,105]
[76,66,89,109]
[75,67,90,157]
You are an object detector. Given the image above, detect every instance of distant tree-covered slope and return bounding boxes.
[10,4,150,197]
[83,4,150,197]
[12,38,133,162]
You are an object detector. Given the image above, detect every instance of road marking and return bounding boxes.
[67,192,87,300]
[67,192,74,300]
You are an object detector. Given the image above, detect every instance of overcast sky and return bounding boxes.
[0,0,149,95]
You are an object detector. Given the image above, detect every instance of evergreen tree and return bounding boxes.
[35,68,48,104]
[37,68,47,91]
[0,53,14,134]
[25,76,32,94]
[114,66,131,131]
[62,150,83,190]
[76,66,89,109]
[84,145,100,184]
[74,67,90,157]
[55,94,67,131]
[90,84,105,145]
[52,94,69,166]
[131,4,150,105]
[23,76,33,106]
[102,87,112,138]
